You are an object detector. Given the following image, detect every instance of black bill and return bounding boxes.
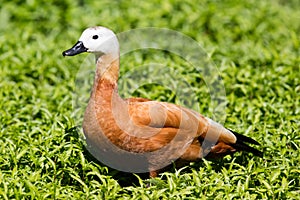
[62,41,88,56]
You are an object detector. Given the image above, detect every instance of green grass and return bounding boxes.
[0,0,299,199]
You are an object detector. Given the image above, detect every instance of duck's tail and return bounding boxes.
[204,118,263,158]
[229,129,263,157]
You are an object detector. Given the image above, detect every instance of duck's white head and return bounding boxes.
[62,26,119,57]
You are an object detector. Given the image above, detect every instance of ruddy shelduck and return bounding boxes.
[62,26,262,177]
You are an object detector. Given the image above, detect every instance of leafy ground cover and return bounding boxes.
[0,0,299,199]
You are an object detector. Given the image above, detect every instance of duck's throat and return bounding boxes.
[95,53,120,85]
[91,53,120,105]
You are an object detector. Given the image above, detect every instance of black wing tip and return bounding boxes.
[228,129,263,157]
[228,129,260,145]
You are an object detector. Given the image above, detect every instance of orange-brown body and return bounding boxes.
[63,26,262,177]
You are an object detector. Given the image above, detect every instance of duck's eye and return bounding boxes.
[92,35,99,39]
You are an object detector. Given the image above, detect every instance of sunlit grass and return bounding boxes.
[0,0,299,199]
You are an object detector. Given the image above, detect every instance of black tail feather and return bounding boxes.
[229,129,260,145]
[228,129,263,157]
[232,142,263,157]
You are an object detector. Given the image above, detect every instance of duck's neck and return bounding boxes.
[95,52,120,85]
[91,51,121,106]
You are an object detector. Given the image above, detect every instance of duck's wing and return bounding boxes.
[126,100,215,155]
[127,100,262,158]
